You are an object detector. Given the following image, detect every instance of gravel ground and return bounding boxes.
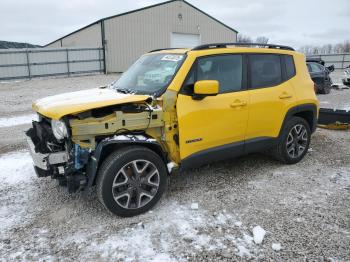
[0,74,118,153]
[318,70,350,110]
[0,72,349,261]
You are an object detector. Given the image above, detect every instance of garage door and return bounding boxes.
[171,33,200,48]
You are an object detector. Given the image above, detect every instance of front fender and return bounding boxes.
[86,135,166,187]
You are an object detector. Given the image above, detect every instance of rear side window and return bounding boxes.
[285,55,296,79]
[249,54,282,89]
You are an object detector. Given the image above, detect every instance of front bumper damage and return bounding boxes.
[26,120,88,192]
[26,136,68,173]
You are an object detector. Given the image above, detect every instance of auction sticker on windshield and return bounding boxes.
[161,55,183,62]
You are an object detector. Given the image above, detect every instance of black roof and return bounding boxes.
[45,0,238,47]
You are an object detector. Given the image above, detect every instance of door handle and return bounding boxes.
[230,100,247,108]
[279,92,293,99]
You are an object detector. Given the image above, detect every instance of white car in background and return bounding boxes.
[342,67,350,86]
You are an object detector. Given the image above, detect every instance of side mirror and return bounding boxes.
[193,80,219,100]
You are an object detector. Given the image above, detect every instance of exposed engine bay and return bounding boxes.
[25,100,170,193]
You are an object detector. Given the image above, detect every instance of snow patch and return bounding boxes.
[0,151,266,260]
[272,243,282,251]
[234,221,243,227]
[0,151,37,232]
[62,202,256,261]
[167,161,177,173]
[237,245,251,257]
[0,151,34,185]
[190,203,199,210]
[0,114,36,128]
[252,226,266,244]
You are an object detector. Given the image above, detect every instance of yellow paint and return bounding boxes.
[176,91,249,159]
[32,46,319,166]
[170,47,319,160]
[33,88,149,120]
[194,80,219,95]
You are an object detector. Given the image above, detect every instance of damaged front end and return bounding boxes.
[25,96,175,194]
[26,115,89,192]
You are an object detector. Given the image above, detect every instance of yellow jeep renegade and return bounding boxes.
[26,43,319,217]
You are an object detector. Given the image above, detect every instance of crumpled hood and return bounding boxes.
[33,88,150,120]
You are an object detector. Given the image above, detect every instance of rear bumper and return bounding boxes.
[26,135,68,171]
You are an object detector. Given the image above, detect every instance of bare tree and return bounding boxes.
[333,43,344,54]
[299,41,350,55]
[237,34,252,43]
[343,41,350,53]
[255,36,269,44]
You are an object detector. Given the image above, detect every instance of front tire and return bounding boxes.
[272,117,311,164]
[96,146,167,217]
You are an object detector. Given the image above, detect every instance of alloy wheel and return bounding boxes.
[112,160,160,209]
[286,124,308,158]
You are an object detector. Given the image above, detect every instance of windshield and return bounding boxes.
[110,53,185,96]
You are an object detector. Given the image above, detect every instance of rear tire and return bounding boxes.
[96,146,168,217]
[272,117,311,164]
[319,82,331,94]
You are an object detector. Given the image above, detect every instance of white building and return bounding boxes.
[45,0,238,72]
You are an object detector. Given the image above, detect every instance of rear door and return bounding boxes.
[245,54,296,150]
[176,54,249,164]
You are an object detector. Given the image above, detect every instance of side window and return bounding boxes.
[285,55,296,79]
[316,64,324,72]
[182,55,243,94]
[197,55,242,93]
[249,54,282,89]
[309,63,321,73]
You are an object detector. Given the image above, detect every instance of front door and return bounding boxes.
[176,54,249,166]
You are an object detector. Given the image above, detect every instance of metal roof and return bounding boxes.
[44,0,238,47]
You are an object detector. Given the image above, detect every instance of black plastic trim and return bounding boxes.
[280,104,318,135]
[244,137,277,154]
[86,139,166,188]
[180,136,278,170]
[318,108,350,125]
[181,141,244,169]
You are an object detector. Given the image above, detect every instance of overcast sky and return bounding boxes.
[1,0,349,49]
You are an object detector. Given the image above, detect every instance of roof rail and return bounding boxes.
[192,43,295,51]
[148,48,187,53]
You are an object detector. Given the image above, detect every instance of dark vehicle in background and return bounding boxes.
[306,60,334,94]
[307,57,325,66]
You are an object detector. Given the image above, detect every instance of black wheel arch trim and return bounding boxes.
[86,139,167,188]
[280,104,318,136]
